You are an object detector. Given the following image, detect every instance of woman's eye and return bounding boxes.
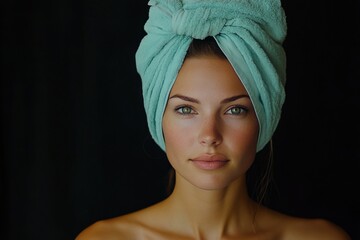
[175,106,194,115]
[226,106,248,115]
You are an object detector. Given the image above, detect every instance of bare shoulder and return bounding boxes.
[75,214,143,240]
[75,201,172,240]
[283,217,351,240]
[258,206,351,240]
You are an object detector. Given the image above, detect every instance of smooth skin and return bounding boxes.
[76,56,351,240]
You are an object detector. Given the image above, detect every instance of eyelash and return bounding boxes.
[225,105,249,115]
[175,105,196,115]
[174,105,248,115]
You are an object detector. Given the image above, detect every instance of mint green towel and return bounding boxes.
[136,0,287,152]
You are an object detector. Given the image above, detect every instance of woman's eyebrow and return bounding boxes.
[221,94,250,104]
[169,94,249,104]
[169,94,199,103]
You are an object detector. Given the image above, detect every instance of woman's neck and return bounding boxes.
[163,174,257,239]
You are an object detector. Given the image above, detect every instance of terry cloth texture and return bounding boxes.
[135,0,287,152]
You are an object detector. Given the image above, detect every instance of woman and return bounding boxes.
[76,0,351,239]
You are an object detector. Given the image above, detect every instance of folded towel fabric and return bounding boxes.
[135,0,287,152]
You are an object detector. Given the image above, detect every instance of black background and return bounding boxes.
[1,0,359,239]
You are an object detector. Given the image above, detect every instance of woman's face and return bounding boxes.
[162,56,259,190]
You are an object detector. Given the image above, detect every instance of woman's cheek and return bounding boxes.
[225,119,258,150]
[164,117,195,149]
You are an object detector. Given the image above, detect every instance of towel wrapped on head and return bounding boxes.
[135,0,287,152]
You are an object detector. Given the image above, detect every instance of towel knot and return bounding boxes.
[172,8,226,39]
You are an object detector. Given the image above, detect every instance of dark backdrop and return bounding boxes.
[1,0,359,239]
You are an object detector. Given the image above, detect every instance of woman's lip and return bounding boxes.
[192,154,227,161]
[190,154,229,170]
[190,159,229,170]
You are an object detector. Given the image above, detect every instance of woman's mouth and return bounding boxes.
[190,154,229,170]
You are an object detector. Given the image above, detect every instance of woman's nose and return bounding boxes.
[198,116,222,147]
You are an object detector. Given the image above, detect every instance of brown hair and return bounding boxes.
[185,37,226,59]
